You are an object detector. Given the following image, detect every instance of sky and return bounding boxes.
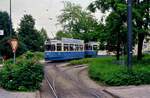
[0,0,103,38]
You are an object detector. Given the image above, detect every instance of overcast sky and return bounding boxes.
[0,0,103,38]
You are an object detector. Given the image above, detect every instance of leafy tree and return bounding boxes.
[0,11,13,37]
[0,11,15,58]
[18,15,45,52]
[88,0,150,60]
[58,1,102,42]
[39,28,48,40]
[56,30,72,39]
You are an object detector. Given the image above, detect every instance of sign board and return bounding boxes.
[0,30,4,35]
[9,39,18,53]
[62,38,84,44]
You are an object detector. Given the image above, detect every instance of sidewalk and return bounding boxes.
[104,85,150,98]
[0,88,40,98]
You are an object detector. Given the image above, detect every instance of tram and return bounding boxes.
[44,38,99,61]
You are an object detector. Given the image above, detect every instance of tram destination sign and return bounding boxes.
[62,38,84,44]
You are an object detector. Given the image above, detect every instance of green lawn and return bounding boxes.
[69,55,150,86]
[88,55,150,86]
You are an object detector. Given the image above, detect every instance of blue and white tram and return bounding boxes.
[44,38,85,61]
[85,42,99,57]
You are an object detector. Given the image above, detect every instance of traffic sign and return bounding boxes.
[0,30,4,35]
[9,39,18,53]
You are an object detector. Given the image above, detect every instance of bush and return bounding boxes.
[0,52,44,91]
[19,51,44,60]
[88,56,150,86]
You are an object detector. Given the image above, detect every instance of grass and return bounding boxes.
[68,58,94,66]
[68,55,150,86]
[88,55,150,86]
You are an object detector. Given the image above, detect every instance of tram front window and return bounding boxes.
[50,44,55,51]
[45,45,50,51]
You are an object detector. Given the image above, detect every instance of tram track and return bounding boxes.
[53,63,103,98]
[43,62,112,98]
[45,71,59,98]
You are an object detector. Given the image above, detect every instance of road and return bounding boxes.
[40,62,113,98]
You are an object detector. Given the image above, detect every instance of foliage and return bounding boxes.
[56,30,72,39]
[68,58,94,66]
[0,52,44,91]
[58,1,103,42]
[19,51,44,60]
[0,11,13,37]
[18,14,45,52]
[0,11,16,59]
[88,0,150,60]
[88,56,150,86]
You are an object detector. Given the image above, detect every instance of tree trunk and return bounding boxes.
[137,33,144,60]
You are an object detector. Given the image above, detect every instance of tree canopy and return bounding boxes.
[18,14,46,52]
[88,0,150,60]
[57,1,103,42]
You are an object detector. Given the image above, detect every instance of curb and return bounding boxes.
[103,89,122,98]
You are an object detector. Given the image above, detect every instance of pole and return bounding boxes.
[9,0,12,36]
[13,52,16,64]
[127,0,132,71]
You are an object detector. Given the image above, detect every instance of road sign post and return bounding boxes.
[0,30,4,35]
[9,39,18,64]
[127,0,132,72]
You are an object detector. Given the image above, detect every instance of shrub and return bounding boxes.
[0,52,44,91]
[88,56,150,86]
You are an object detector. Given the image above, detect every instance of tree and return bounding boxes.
[56,30,72,39]
[18,14,45,51]
[88,0,150,60]
[0,11,15,58]
[39,28,48,40]
[0,11,13,37]
[88,0,128,60]
[58,1,102,42]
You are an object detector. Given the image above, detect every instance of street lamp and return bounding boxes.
[127,0,132,71]
[9,0,12,36]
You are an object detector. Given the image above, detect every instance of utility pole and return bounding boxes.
[127,0,132,71]
[9,0,12,36]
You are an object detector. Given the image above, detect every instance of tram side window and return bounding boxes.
[70,44,74,51]
[93,45,98,50]
[85,45,92,50]
[57,43,62,51]
[80,45,83,51]
[75,44,78,51]
[64,44,69,51]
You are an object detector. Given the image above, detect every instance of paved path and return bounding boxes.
[105,85,150,98]
[0,88,40,98]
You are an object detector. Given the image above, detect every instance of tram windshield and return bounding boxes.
[45,44,55,51]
